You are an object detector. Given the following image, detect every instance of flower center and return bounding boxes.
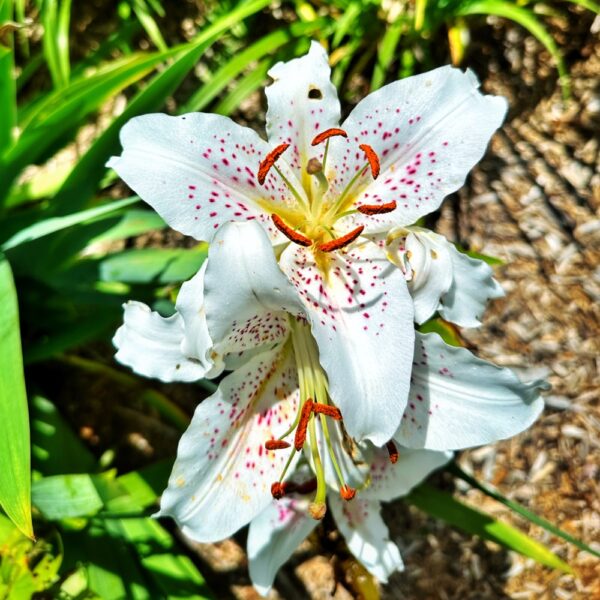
[257,129,398,254]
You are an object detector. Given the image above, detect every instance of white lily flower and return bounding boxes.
[114,221,545,542]
[108,43,509,431]
[248,446,452,595]
[387,227,505,327]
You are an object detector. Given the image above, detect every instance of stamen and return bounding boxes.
[359,143,380,179]
[258,143,290,185]
[311,127,348,146]
[271,214,313,247]
[312,403,342,420]
[386,440,399,464]
[294,399,314,450]
[271,482,287,499]
[340,485,356,501]
[318,225,364,252]
[357,201,397,215]
[265,440,291,450]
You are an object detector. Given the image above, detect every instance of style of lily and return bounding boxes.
[108,41,510,443]
[248,446,452,595]
[114,221,546,543]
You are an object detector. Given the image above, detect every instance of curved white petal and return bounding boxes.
[279,239,415,445]
[248,496,317,596]
[266,41,341,186]
[329,495,403,583]
[156,346,300,542]
[324,67,507,232]
[203,221,305,358]
[108,113,304,244]
[362,445,452,502]
[439,243,504,328]
[113,301,210,382]
[395,333,547,450]
[387,229,453,324]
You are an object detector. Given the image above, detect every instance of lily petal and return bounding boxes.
[387,228,453,324]
[107,113,305,244]
[280,239,415,445]
[157,346,300,542]
[203,221,305,358]
[329,495,403,583]
[113,263,216,381]
[395,333,547,451]
[438,241,505,328]
[362,445,452,502]
[266,41,341,184]
[326,67,507,232]
[248,496,317,596]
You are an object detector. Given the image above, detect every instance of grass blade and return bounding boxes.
[214,58,271,115]
[0,255,33,539]
[458,0,570,98]
[448,462,600,559]
[131,0,167,51]
[0,0,17,154]
[407,483,573,572]
[371,19,403,91]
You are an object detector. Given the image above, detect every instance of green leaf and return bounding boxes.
[99,245,208,284]
[30,394,97,475]
[418,317,463,346]
[0,0,17,154]
[0,256,33,539]
[1,197,139,250]
[131,0,168,51]
[407,483,573,573]
[32,473,110,520]
[214,58,271,116]
[52,0,272,216]
[457,0,570,98]
[371,19,403,91]
[448,463,600,559]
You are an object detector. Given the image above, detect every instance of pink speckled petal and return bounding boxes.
[157,345,301,543]
[266,41,341,187]
[329,494,403,583]
[203,222,305,359]
[248,495,316,596]
[279,239,415,446]
[395,333,547,451]
[108,113,306,244]
[361,445,451,502]
[324,67,507,232]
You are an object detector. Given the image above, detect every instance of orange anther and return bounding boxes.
[340,485,356,501]
[294,399,314,451]
[265,440,291,451]
[258,143,290,185]
[271,214,313,247]
[357,201,397,215]
[311,128,348,146]
[359,143,380,179]
[318,225,364,252]
[386,440,399,464]
[312,403,342,420]
[271,482,287,499]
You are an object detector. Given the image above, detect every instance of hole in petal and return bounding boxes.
[308,86,323,100]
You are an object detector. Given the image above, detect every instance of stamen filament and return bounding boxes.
[308,417,327,520]
[318,225,364,252]
[319,413,347,491]
[273,164,308,209]
[258,143,289,185]
[271,214,312,247]
[357,201,397,215]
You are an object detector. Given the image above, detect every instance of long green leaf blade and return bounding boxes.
[407,483,572,573]
[0,255,33,538]
[0,0,17,154]
[448,463,600,559]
